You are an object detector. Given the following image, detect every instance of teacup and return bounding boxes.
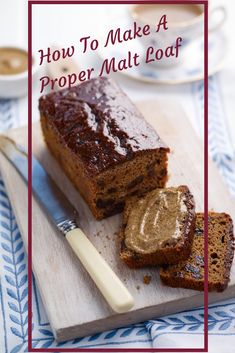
[130,2,226,67]
[0,46,40,98]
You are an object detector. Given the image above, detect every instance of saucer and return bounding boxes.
[97,18,227,84]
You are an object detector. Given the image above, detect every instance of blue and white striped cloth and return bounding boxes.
[0,74,235,352]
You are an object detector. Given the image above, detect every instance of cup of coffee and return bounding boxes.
[130,3,226,66]
[0,46,39,98]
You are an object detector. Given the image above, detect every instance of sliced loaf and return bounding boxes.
[160,212,234,292]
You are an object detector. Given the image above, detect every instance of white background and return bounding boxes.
[0,0,234,151]
[0,1,235,351]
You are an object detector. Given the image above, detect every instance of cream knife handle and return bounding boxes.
[65,228,134,313]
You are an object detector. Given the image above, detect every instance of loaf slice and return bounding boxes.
[120,186,196,268]
[160,213,234,292]
[39,77,170,220]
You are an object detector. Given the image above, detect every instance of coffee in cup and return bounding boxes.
[131,3,226,67]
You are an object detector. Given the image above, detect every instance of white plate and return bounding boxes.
[97,16,227,85]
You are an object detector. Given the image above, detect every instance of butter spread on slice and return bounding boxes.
[124,188,188,254]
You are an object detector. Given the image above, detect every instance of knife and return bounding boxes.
[0,136,134,313]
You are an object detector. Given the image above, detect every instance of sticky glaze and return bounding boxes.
[124,188,188,254]
[39,77,169,175]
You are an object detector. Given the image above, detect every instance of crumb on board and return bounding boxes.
[136,285,140,290]
[106,235,111,240]
[143,275,152,285]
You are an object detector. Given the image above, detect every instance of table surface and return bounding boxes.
[0,0,235,352]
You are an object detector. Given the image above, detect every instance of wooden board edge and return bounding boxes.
[54,286,235,342]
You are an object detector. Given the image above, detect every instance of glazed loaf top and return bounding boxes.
[39,77,169,175]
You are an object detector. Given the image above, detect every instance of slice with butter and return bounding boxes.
[120,185,196,268]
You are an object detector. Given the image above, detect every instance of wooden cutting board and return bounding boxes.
[0,100,235,342]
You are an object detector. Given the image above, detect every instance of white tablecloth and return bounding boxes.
[0,1,235,352]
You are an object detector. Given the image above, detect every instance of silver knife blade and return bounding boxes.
[0,136,78,232]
